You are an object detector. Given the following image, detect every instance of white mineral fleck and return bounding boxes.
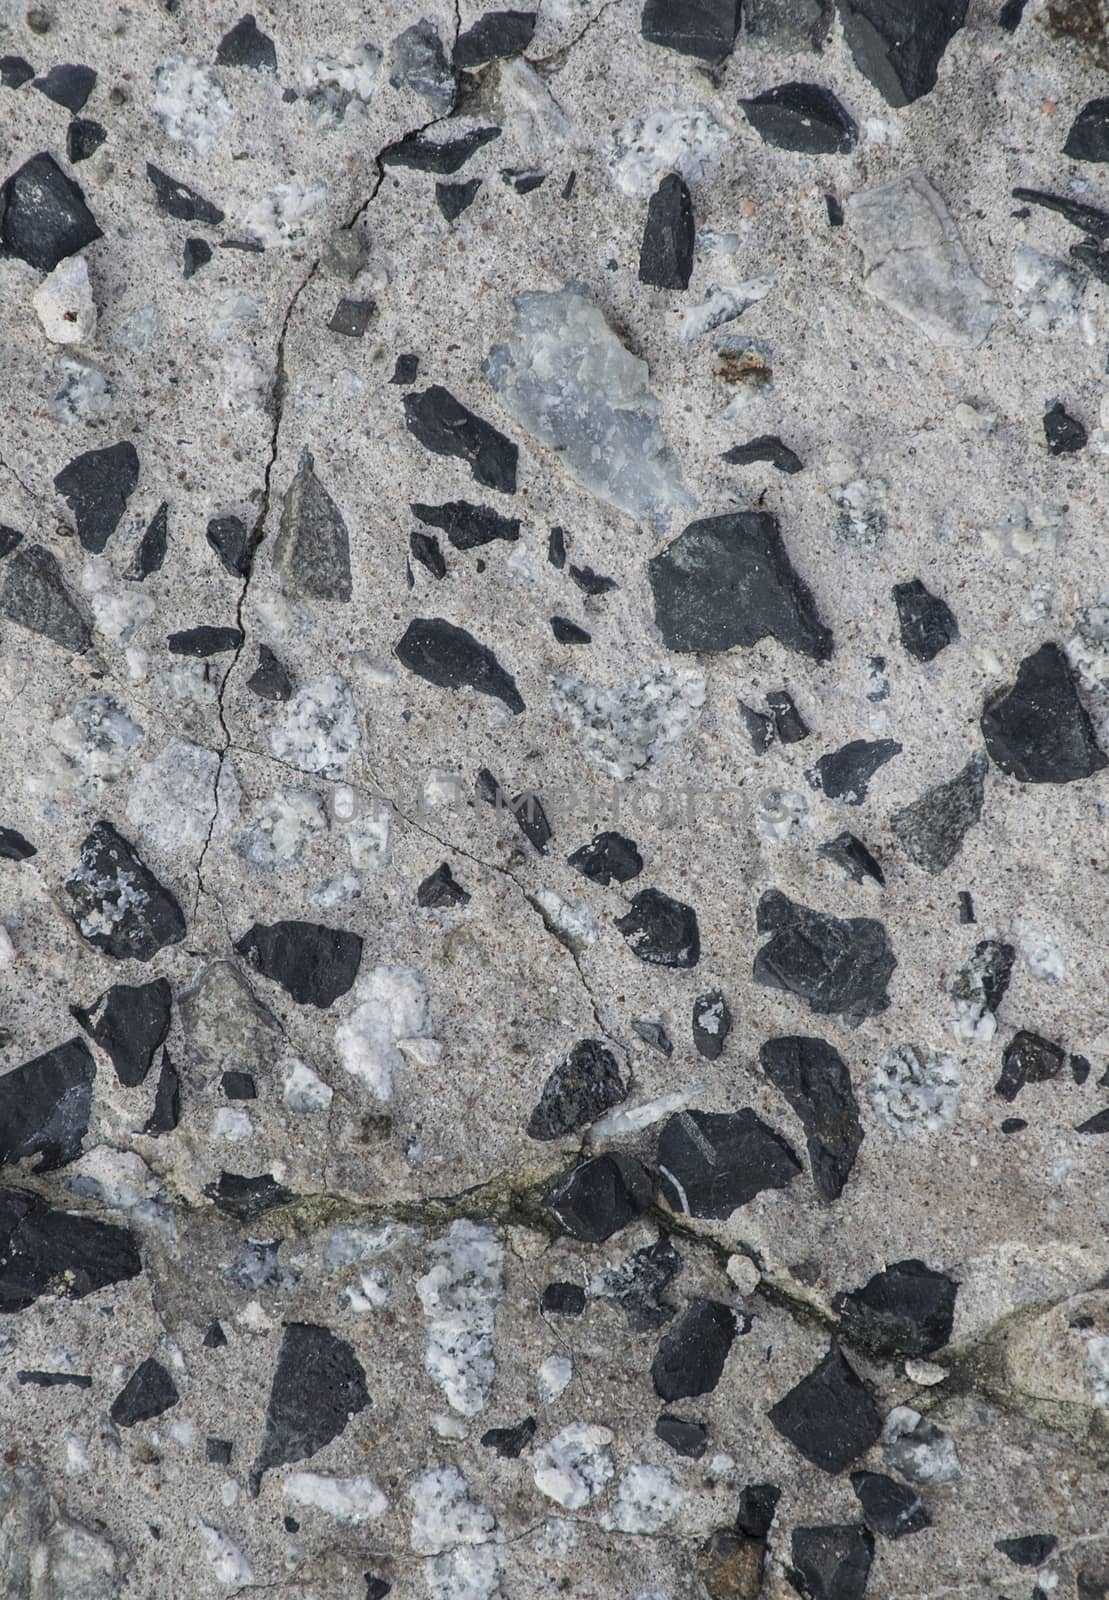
[335,963,432,1101]
[126,741,239,852]
[1013,246,1087,337]
[218,343,271,413]
[236,789,327,868]
[50,358,112,422]
[484,285,694,529]
[303,43,381,123]
[882,1406,962,1484]
[424,1544,503,1600]
[494,58,574,159]
[1087,1334,1109,1407]
[409,1466,498,1555]
[154,56,231,157]
[0,926,13,969]
[755,788,808,842]
[64,1433,91,1474]
[601,1465,686,1534]
[423,771,465,808]
[533,1425,614,1509]
[981,500,1065,560]
[538,1354,572,1403]
[333,784,355,820]
[607,106,728,196]
[311,872,363,908]
[1017,924,1066,983]
[549,665,704,780]
[869,1044,961,1135]
[197,1523,253,1586]
[33,256,96,345]
[324,1222,412,1270]
[343,1266,390,1311]
[905,1358,947,1386]
[431,1411,468,1440]
[82,559,155,645]
[727,1254,760,1294]
[271,674,359,777]
[417,1221,504,1416]
[348,808,392,868]
[243,179,328,246]
[282,1472,387,1522]
[833,478,886,548]
[282,1059,333,1112]
[535,889,597,949]
[211,1108,253,1141]
[588,1083,705,1142]
[679,278,776,342]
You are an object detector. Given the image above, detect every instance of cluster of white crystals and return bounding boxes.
[416,1221,504,1416]
[549,665,704,779]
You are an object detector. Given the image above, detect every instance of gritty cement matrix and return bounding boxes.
[1,0,1109,1596]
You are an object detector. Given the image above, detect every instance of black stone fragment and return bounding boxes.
[274,449,352,602]
[567,831,642,886]
[1071,1054,1091,1085]
[66,117,106,163]
[633,1019,673,1055]
[892,578,958,661]
[0,826,35,861]
[548,526,566,568]
[996,1535,1058,1567]
[692,989,731,1060]
[411,500,519,549]
[1001,1117,1027,1133]
[551,615,591,644]
[740,82,857,154]
[146,162,224,223]
[142,1049,180,1135]
[1011,185,1109,241]
[476,767,507,808]
[650,511,833,661]
[216,13,278,70]
[72,977,171,1088]
[769,1345,882,1472]
[480,1416,536,1458]
[656,1414,709,1458]
[658,1108,802,1218]
[167,625,243,656]
[251,1322,368,1492]
[767,690,809,743]
[502,167,545,193]
[639,173,695,291]
[435,178,482,220]
[235,921,363,1009]
[754,890,896,1020]
[527,1039,625,1140]
[511,790,552,852]
[32,63,95,112]
[1072,240,1109,284]
[837,0,968,108]
[183,237,213,278]
[834,1259,957,1357]
[0,1038,94,1172]
[652,1299,742,1401]
[381,126,501,174]
[403,387,517,492]
[541,1281,585,1315]
[130,502,169,578]
[0,151,101,270]
[739,700,774,754]
[396,616,524,713]
[364,1581,391,1600]
[67,822,185,961]
[807,739,901,803]
[0,55,34,88]
[890,753,987,874]
[205,1172,294,1221]
[593,1236,681,1331]
[222,1070,256,1099]
[203,1320,227,1348]
[723,435,804,474]
[789,1523,875,1599]
[246,644,293,702]
[1065,98,1109,162]
[417,862,470,907]
[819,832,885,886]
[17,1369,92,1387]
[544,1153,653,1242]
[826,193,845,226]
[205,514,248,578]
[641,0,742,60]
[391,353,419,384]
[1077,1107,1109,1134]
[995,1029,1066,1101]
[616,887,700,968]
[737,1483,781,1540]
[206,1438,233,1464]
[328,298,376,338]
[0,525,22,557]
[760,1035,864,1202]
[998,0,1028,29]
[0,1186,141,1313]
[982,644,1106,783]
[1044,400,1087,455]
[568,563,618,595]
[453,10,536,66]
[54,441,139,554]
[110,1357,178,1427]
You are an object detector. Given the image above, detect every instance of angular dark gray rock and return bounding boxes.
[615,887,700,968]
[0,1038,94,1172]
[453,10,536,66]
[146,163,225,223]
[33,63,96,111]
[806,739,901,803]
[480,1417,537,1458]
[995,1029,1066,1102]
[818,832,885,886]
[0,1186,142,1312]
[1011,185,1109,240]
[205,1171,294,1220]
[273,450,352,601]
[251,1322,369,1492]
[1064,97,1109,162]
[766,690,809,743]
[0,826,36,861]
[411,501,519,550]
[435,178,482,221]
[768,1345,883,1472]
[0,55,34,88]
[411,530,446,580]
[591,1235,682,1331]
[656,1414,709,1458]
[981,643,1106,783]
[206,514,248,578]
[788,1523,875,1599]
[1044,400,1087,455]
[850,1471,930,1539]
[417,862,470,908]
[216,13,278,70]
[66,822,186,961]
[995,1534,1058,1566]
[110,1357,179,1427]
[142,1049,181,1135]
[568,563,618,596]
[759,1036,864,1202]
[651,1299,743,1401]
[246,644,293,701]
[328,298,376,338]
[635,1019,673,1056]
[739,699,774,753]
[889,753,987,874]
[390,19,455,116]
[403,387,517,493]
[837,0,968,107]
[0,152,102,271]
[650,511,833,661]
[1077,1108,1109,1134]
[183,237,213,278]
[544,1153,654,1242]
[567,831,643,885]
[54,442,140,554]
[692,990,731,1060]
[657,1108,802,1218]
[639,174,695,291]
[395,617,525,713]
[526,1039,626,1140]
[72,978,172,1087]
[740,83,857,154]
[167,625,243,656]
[892,578,958,661]
[753,891,896,1021]
[723,436,804,474]
[382,127,501,173]
[746,0,833,50]
[641,0,742,59]
[67,117,107,163]
[550,615,590,644]
[541,1281,585,1315]
[833,1259,958,1357]
[235,920,363,1008]
[132,502,169,578]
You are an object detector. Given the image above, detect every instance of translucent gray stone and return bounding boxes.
[272,449,351,602]
[484,285,694,530]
